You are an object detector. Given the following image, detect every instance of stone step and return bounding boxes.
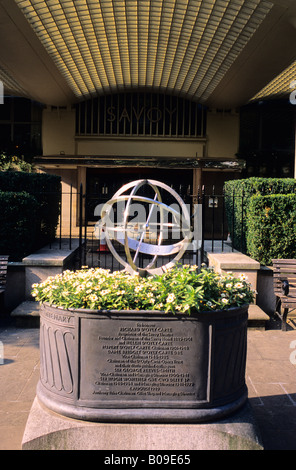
[247,304,270,330]
[10,301,270,329]
[10,301,40,328]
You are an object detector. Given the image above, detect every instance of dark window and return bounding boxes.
[0,97,42,157]
[76,92,207,138]
[0,99,11,120]
[14,97,31,122]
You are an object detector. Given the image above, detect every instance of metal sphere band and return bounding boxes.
[100,179,192,275]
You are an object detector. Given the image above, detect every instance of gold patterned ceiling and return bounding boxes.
[252,60,296,102]
[13,0,274,103]
[0,0,295,106]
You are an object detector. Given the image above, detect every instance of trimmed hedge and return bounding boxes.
[0,191,39,260]
[224,177,296,196]
[246,194,296,266]
[224,177,296,254]
[0,172,61,248]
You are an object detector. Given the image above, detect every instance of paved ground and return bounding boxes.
[0,315,296,450]
[246,323,296,450]
[0,318,40,451]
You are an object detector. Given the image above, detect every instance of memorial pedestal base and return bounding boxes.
[38,304,250,424]
[22,397,263,450]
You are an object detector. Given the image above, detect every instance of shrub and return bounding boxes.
[0,171,61,248]
[246,194,296,266]
[0,191,39,260]
[224,177,296,253]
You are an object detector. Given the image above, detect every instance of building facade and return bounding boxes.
[1,0,296,233]
[32,91,245,233]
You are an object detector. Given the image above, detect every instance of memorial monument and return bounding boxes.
[22,180,263,450]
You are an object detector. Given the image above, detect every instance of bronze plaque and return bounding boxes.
[79,315,210,408]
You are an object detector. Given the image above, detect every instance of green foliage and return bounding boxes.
[246,194,296,266]
[224,177,296,259]
[0,171,61,248]
[0,153,35,173]
[0,191,39,260]
[32,265,254,314]
[224,177,296,197]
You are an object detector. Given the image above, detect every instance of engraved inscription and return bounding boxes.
[86,321,202,402]
[42,307,75,327]
[79,317,208,404]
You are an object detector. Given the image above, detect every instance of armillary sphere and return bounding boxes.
[99,179,192,275]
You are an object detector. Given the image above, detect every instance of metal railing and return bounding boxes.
[48,184,245,270]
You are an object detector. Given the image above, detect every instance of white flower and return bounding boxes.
[238,273,247,280]
[101,289,111,296]
[234,282,244,289]
[89,294,98,302]
[75,285,84,292]
[166,293,176,303]
[221,298,229,304]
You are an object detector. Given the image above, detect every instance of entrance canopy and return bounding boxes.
[1,0,296,107]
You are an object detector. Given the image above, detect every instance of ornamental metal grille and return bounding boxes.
[75,92,206,138]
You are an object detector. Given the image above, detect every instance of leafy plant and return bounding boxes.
[246,194,296,265]
[0,153,35,172]
[0,191,39,259]
[224,177,296,263]
[0,170,61,249]
[32,265,254,314]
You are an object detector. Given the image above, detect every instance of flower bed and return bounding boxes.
[32,264,254,314]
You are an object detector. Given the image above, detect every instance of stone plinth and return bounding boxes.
[22,397,263,450]
[207,253,260,293]
[22,240,79,298]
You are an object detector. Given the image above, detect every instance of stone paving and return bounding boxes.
[0,320,40,450]
[0,316,296,450]
[246,324,296,450]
